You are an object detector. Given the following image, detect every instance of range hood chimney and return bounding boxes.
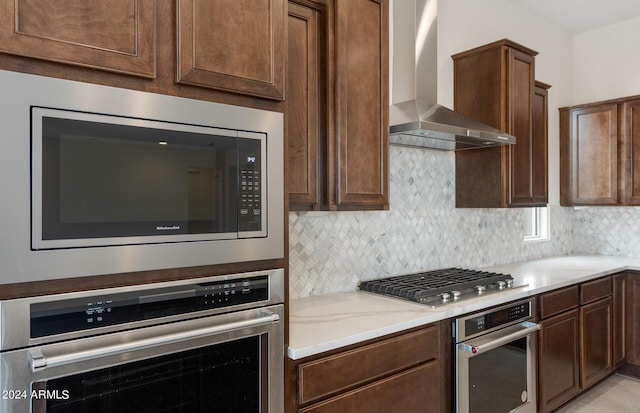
[389,0,516,151]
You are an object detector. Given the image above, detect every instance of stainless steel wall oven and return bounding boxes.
[453,299,540,413]
[0,268,284,413]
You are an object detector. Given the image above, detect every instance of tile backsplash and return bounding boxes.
[572,206,640,256]
[289,146,577,298]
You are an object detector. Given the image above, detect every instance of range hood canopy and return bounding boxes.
[390,100,516,150]
[389,0,516,151]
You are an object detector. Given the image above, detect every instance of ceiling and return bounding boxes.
[511,0,640,33]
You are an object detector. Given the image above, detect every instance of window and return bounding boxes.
[524,206,549,241]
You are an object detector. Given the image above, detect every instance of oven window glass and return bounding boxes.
[468,336,528,413]
[39,336,262,413]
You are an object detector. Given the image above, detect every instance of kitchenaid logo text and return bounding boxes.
[156,225,180,231]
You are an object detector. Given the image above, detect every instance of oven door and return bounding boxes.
[456,321,540,413]
[0,305,283,413]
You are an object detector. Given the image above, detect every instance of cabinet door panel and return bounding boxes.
[287,2,321,208]
[626,272,640,366]
[507,49,535,205]
[532,82,550,203]
[335,0,388,208]
[613,273,626,367]
[0,0,155,77]
[621,98,640,204]
[568,105,618,204]
[177,0,285,99]
[580,297,613,389]
[538,309,580,413]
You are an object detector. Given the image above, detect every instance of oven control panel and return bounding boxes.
[456,299,534,342]
[30,275,269,339]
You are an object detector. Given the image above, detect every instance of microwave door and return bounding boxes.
[32,107,246,249]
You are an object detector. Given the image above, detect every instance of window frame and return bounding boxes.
[523,206,549,242]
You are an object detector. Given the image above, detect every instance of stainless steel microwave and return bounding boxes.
[0,70,283,284]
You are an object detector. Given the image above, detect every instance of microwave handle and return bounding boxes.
[458,321,540,356]
[29,310,280,372]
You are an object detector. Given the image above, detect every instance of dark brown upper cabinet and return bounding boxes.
[0,0,156,78]
[286,0,389,211]
[176,0,286,100]
[333,0,389,210]
[452,39,549,208]
[560,95,640,206]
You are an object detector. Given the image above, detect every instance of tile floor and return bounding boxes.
[556,374,640,412]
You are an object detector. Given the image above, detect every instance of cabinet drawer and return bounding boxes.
[300,361,440,413]
[298,326,439,405]
[581,277,612,305]
[539,286,579,319]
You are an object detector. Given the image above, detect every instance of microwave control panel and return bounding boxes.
[238,137,263,233]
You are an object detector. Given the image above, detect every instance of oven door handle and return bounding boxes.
[458,321,540,356]
[29,310,280,372]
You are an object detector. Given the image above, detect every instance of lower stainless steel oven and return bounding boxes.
[0,269,284,413]
[454,299,540,413]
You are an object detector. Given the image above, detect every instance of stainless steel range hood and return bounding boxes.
[389,0,516,151]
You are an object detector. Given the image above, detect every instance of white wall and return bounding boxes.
[573,16,640,103]
[437,0,575,206]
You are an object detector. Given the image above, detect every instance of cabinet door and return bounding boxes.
[176,0,285,100]
[613,273,626,367]
[0,0,155,77]
[538,309,580,413]
[507,48,536,206]
[531,82,550,204]
[626,272,640,366]
[300,361,440,413]
[334,0,389,209]
[561,104,618,205]
[621,98,640,204]
[287,1,323,209]
[580,297,613,389]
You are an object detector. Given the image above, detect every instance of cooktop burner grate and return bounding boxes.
[358,268,513,303]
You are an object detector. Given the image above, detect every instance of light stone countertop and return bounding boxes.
[288,255,640,360]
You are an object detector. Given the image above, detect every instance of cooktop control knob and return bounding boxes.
[474,285,487,295]
[506,279,514,288]
[496,281,506,290]
[451,290,462,300]
[440,292,451,301]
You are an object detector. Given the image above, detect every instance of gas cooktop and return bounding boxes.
[358,268,523,308]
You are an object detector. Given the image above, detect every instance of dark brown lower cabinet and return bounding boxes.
[626,272,640,367]
[538,309,581,413]
[287,323,449,413]
[579,297,613,389]
[538,276,618,412]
